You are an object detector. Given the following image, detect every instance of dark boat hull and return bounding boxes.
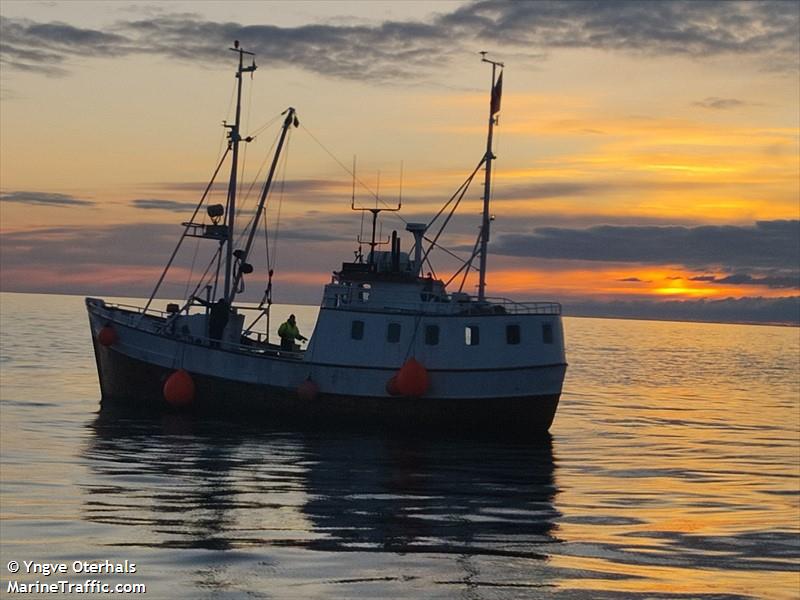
[93,338,560,433]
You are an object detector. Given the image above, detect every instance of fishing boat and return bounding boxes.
[86,43,567,433]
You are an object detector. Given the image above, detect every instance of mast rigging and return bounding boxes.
[477,53,503,301]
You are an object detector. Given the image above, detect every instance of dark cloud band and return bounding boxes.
[131,199,201,212]
[0,191,94,206]
[689,273,799,289]
[491,220,800,271]
[2,0,797,80]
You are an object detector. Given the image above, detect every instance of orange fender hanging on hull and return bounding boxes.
[393,358,429,397]
[163,369,195,407]
[97,325,118,347]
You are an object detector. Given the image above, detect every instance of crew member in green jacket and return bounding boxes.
[278,314,307,351]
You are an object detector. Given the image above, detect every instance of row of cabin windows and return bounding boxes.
[350,320,554,345]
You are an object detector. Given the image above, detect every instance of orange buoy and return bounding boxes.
[297,379,320,401]
[97,325,118,347]
[394,357,429,397]
[385,375,401,396]
[163,369,195,407]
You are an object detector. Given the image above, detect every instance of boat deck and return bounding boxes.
[86,298,306,360]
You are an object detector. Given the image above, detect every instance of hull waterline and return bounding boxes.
[91,334,561,434]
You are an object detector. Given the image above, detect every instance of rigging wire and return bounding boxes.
[299,124,408,224]
[186,245,223,308]
[247,124,295,337]
[424,256,437,280]
[212,242,222,299]
[220,113,283,248]
[243,211,273,336]
[231,113,296,303]
[450,230,482,291]
[175,77,238,306]
[261,192,274,281]
[183,236,202,300]
[297,121,491,286]
[239,205,273,338]
[269,127,292,271]
[142,146,230,315]
[425,158,485,232]
[218,82,236,158]
[269,128,292,270]
[423,235,469,264]
[248,113,283,139]
[419,158,485,269]
[235,127,282,242]
[238,75,254,205]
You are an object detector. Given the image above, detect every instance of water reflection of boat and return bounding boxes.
[299,434,559,560]
[83,409,560,561]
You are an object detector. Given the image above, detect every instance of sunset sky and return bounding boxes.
[1,0,798,324]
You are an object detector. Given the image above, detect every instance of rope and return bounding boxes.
[404,314,423,360]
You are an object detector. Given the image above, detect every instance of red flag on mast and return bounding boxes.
[490,71,503,115]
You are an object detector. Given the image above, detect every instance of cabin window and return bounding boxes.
[425,325,439,346]
[465,325,480,346]
[506,324,521,345]
[351,320,364,340]
[542,322,553,344]
[387,322,401,343]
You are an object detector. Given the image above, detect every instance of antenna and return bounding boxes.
[398,161,404,207]
[351,155,356,207]
[351,155,365,262]
[480,50,504,68]
[351,164,401,268]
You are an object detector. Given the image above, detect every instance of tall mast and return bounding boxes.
[223,41,256,303]
[477,53,503,302]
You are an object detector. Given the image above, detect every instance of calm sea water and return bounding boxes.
[1,291,798,599]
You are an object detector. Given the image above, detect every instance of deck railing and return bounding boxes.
[483,297,562,315]
[320,287,561,315]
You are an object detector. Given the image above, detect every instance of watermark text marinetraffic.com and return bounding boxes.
[5,560,146,595]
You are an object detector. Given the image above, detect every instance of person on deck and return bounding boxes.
[208,298,230,347]
[278,314,307,351]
